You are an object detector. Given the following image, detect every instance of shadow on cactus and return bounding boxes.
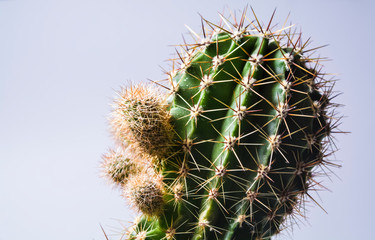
[101,8,342,240]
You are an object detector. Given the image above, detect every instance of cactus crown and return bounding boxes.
[102,8,341,240]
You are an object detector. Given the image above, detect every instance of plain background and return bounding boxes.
[0,0,373,239]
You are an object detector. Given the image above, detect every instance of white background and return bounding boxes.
[0,0,372,239]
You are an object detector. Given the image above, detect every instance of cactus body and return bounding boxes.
[103,10,338,240]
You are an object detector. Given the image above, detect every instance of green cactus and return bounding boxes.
[102,9,340,240]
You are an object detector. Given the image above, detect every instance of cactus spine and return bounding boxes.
[102,9,340,240]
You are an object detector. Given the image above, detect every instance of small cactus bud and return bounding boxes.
[110,84,173,160]
[124,170,164,216]
[101,147,138,186]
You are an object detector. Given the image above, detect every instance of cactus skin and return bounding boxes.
[103,10,339,240]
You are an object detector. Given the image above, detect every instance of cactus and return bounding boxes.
[102,9,340,240]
